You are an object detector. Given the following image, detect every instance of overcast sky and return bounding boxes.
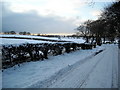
[2,0,114,35]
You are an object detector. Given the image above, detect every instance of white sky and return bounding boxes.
[2,0,115,34]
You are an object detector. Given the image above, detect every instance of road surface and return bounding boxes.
[42,45,118,88]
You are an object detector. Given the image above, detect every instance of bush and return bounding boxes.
[2,42,95,69]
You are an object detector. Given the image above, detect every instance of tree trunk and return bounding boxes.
[91,35,95,44]
[103,36,106,43]
[96,35,101,46]
[86,36,89,43]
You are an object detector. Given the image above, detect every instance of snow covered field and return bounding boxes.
[2,44,118,88]
[0,34,85,45]
[0,38,53,45]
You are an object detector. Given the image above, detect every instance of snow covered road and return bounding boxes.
[118,48,120,88]
[2,44,118,88]
[47,45,118,88]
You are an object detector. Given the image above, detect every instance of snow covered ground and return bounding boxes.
[2,44,118,88]
[2,44,106,88]
[82,45,118,88]
[0,34,60,40]
[46,44,118,88]
[0,34,85,45]
[118,48,120,88]
[0,38,54,45]
[50,44,118,88]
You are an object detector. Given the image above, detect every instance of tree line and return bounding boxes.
[76,1,120,45]
[3,31,31,35]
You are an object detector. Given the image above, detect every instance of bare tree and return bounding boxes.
[76,20,92,43]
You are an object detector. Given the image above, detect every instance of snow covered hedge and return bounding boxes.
[2,43,96,69]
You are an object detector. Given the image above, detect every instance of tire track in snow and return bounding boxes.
[29,49,105,88]
[81,45,118,88]
[111,46,118,88]
[78,53,105,88]
[118,48,120,88]
[47,49,105,88]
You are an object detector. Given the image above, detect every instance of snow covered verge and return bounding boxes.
[2,45,105,88]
